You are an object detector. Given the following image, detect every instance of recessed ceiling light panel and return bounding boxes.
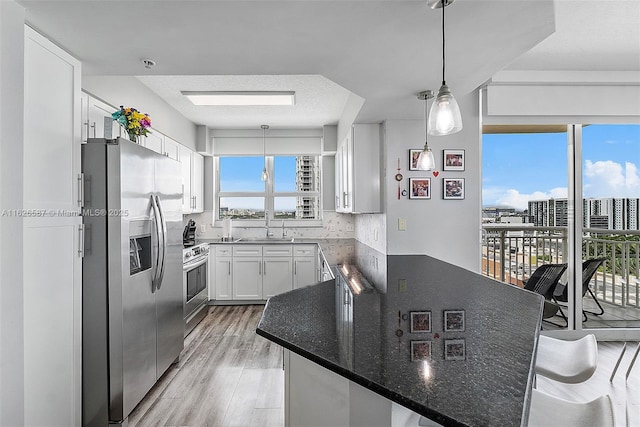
[181,91,296,106]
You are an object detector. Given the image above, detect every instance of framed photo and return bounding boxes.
[409,149,423,171]
[443,178,464,200]
[443,149,465,171]
[409,178,431,199]
[411,340,432,362]
[443,310,465,332]
[444,339,466,361]
[410,311,431,333]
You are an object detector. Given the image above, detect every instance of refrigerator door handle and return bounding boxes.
[155,194,168,290]
[150,195,163,291]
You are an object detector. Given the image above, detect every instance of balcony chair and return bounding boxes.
[535,334,598,383]
[528,389,614,427]
[552,257,606,323]
[522,264,568,326]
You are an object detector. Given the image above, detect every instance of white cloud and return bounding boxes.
[583,160,640,198]
[483,187,568,211]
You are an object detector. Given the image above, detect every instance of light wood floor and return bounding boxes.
[129,305,284,427]
[129,305,639,427]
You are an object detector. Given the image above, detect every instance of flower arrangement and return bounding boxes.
[112,106,151,143]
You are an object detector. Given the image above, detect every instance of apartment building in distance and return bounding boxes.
[528,198,640,230]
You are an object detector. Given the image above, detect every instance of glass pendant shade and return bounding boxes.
[416,145,435,170]
[261,167,269,182]
[428,84,462,136]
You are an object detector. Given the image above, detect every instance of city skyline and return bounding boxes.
[483,124,640,210]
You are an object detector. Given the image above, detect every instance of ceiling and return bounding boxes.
[17,0,640,129]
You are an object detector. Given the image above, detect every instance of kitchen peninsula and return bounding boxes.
[257,242,544,426]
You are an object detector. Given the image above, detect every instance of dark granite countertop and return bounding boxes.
[256,242,544,427]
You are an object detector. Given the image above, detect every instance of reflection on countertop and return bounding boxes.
[257,241,544,427]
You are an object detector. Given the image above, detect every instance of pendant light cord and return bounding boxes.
[424,97,429,147]
[441,1,446,86]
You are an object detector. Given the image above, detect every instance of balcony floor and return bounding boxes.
[543,300,640,330]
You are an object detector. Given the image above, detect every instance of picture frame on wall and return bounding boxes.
[443,149,465,171]
[443,178,465,200]
[410,311,432,333]
[409,149,422,171]
[409,178,431,199]
[411,340,432,362]
[443,310,465,332]
[444,339,466,361]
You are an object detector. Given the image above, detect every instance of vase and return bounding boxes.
[127,132,138,143]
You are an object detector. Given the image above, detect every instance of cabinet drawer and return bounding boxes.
[293,244,317,257]
[214,245,233,256]
[263,245,293,257]
[232,246,263,257]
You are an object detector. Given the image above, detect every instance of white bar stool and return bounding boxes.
[528,389,614,427]
[535,334,597,383]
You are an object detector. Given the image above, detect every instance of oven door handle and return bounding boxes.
[184,256,208,271]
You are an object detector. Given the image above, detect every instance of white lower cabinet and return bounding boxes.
[211,245,233,300]
[211,244,321,301]
[233,257,263,300]
[263,257,293,298]
[293,245,318,289]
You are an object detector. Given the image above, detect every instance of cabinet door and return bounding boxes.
[293,257,317,289]
[88,96,118,141]
[179,145,193,213]
[24,28,81,213]
[344,136,354,212]
[263,257,293,298]
[163,136,180,160]
[144,128,164,154]
[214,257,233,300]
[232,257,262,300]
[191,152,204,213]
[334,147,343,212]
[81,92,89,143]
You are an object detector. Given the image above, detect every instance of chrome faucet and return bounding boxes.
[265,211,273,238]
[281,220,287,239]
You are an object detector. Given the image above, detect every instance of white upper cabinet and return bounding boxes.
[143,128,164,154]
[24,27,81,213]
[163,136,180,161]
[180,145,193,214]
[191,152,204,213]
[81,94,119,142]
[179,146,204,214]
[335,124,381,213]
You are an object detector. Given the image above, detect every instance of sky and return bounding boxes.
[219,156,298,210]
[482,124,640,210]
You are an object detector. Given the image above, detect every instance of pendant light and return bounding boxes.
[260,124,269,182]
[428,0,463,136]
[417,90,435,170]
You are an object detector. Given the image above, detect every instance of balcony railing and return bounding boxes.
[482,224,640,309]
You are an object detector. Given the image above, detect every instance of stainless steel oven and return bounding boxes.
[183,243,209,337]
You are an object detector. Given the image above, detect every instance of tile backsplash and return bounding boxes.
[185,211,356,240]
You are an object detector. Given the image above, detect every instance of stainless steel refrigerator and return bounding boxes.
[82,138,184,426]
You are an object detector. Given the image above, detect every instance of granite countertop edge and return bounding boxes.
[256,293,468,427]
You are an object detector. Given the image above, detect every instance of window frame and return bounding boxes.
[215,155,323,227]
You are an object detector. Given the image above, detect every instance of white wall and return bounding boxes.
[82,76,198,150]
[384,92,482,272]
[0,1,25,424]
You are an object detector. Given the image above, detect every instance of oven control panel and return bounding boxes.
[183,243,210,264]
